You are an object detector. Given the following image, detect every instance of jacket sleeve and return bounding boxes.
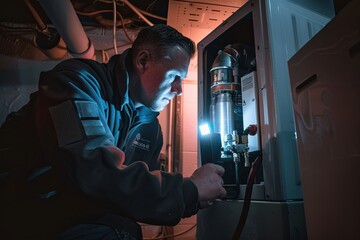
[35,61,199,226]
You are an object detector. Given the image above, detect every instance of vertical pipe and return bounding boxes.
[167,99,175,172]
[37,0,94,59]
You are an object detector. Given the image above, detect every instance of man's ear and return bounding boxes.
[136,50,150,73]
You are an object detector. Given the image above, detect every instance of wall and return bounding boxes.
[0,56,60,124]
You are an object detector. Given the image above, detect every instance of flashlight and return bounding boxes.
[198,123,221,165]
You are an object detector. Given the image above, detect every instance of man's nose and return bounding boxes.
[171,79,182,96]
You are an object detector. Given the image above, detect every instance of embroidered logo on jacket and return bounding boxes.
[132,133,150,151]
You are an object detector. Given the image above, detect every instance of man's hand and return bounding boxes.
[190,163,227,204]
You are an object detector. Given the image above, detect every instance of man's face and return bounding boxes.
[140,46,190,112]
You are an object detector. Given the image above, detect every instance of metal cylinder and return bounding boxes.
[210,96,216,132]
[214,92,235,149]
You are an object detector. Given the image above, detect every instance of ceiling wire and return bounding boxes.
[146,0,160,12]
[102,0,167,21]
[75,9,134,43]
[112,0,118,54]
[137,8,167,21]
[120,0,154,26]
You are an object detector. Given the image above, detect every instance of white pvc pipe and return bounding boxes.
[37,0,94,59]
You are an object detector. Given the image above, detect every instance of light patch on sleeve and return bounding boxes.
[74,100,99,118]
[74,100,106,137]
[81,119,106,136]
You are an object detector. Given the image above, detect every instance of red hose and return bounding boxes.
[232,155,262,240]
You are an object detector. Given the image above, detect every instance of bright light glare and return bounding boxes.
[199,123,210,135]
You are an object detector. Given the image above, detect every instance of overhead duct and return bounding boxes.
[37,0,94,59]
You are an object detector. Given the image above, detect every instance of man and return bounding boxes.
[0,24,226,239]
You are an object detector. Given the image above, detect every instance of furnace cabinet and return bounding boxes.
[196,0,334,239]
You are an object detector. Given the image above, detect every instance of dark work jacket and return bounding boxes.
[0,49,198,239]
